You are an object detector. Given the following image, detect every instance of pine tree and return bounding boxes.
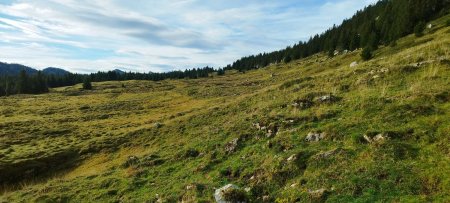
[217,68,225,76]
[414,21,426,37]
[82,78,92,90]
[17,69,29,94]
[284,55,292,63]
[35,71,48,93]
[361,47,373,61]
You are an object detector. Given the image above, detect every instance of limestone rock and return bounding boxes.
[287,154,297,162]
[308,188,328,199]
[305,132,326,142]
[225,138,239,153]
[214,184,247,203]
[313,148,341,160]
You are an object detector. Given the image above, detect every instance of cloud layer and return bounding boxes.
[0,0,377,73]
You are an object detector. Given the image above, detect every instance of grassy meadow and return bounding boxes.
[1,15,450,202]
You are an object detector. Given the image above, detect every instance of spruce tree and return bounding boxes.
[414,21,426,37]
[217,68,225,76]
[83,78,92,90]
[284,55,292,63]
[17,69,29,94]
[361,47,373,61]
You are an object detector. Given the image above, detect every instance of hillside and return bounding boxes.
[0,62,38,76]
[0,62,70,76]
[42,67,71,76]
[0,14,449,202]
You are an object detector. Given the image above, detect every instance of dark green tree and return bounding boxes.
[17,69,29,94]
[361,47,373,61]
[284,55,292,63]
[414,21,426,37]
[217,68,225,76]
[34,71,48,93]
[82,78,92,90]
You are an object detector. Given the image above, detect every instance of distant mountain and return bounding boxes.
[112,69,126,75]
[42,67,70,76]
[0,62,71,76]
[0,62,37,76]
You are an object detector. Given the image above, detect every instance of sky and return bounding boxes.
[0,0,378,73]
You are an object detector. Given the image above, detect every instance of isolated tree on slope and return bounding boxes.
[83,78,92,90]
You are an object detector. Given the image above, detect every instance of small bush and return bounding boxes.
[219,167,232,177]
[83,79,92,90]
[352,134,367,144]
[222,188,248,202]
[361,47,373,61]
[184,148,200,158]
[414,21,426,37]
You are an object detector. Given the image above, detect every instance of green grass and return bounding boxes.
[1,15,449,202]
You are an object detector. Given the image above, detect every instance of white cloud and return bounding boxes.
[0,0,378,73]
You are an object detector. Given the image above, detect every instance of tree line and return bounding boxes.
[0,66,220,96]
[224,0,449,71]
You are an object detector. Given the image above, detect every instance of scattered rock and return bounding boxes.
[316,94,340,103]
[123,156,140,167]
[379,68,389,73]
[252,122,259,129]
[266,130,275,138]
[350,61,358,67]
[266,123,279,138]
[373,134,387,142]
[287,154,297,162]
[363,133,389,144]
[308,188,328,200]
[225,138,239,153]
[305,132,326,142]
[313,148,341,160]
[186,184,196,190]
[214,184,247,203]
[253,121,278,138]
[155,194,163,203]
[252,122,265,130]
[292,99,313,109]
[363,134,372,143]
[153,122,163,128]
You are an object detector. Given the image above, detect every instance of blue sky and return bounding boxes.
[0,0,377,73]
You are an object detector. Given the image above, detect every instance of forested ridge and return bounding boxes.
[0,66,217,96]
[0,0,449,96]
[225,0,449,71]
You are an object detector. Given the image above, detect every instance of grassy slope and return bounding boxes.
[1,16,449,202]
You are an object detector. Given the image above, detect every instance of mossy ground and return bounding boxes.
[1,15,449,202]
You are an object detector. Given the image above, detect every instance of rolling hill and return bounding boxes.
[0,14,449,202]
[0,62,70,76]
